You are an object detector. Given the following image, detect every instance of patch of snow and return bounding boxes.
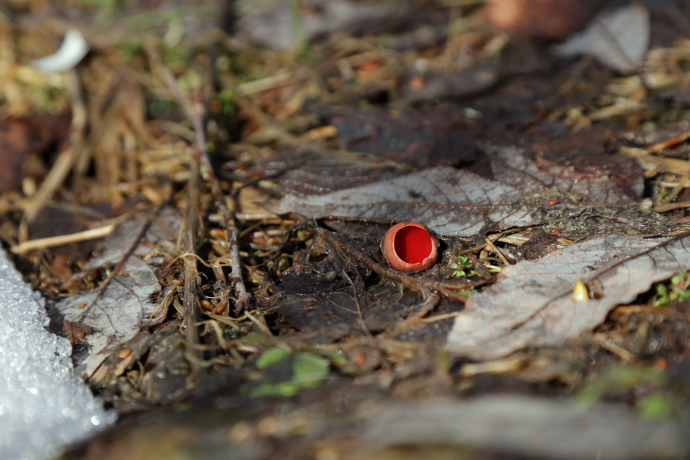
[0,248,115,460]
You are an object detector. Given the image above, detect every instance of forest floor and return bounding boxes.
[2,0,690,459]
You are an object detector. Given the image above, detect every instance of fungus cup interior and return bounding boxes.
[394,226,432,264]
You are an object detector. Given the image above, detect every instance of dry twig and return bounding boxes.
[182,154,203,386]
[11,224,115,254]
[589,333,638,363]
[21,70,87,240]
[484,236,511,266]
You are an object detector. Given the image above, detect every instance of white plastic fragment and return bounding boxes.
[0,248,115,460]
[31,29,89,74]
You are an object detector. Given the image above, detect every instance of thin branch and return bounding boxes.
[21,69,87,238]
[484,236,511,266]
[589,333,638,363]
[182,154,203,387]
[11,224,115,254]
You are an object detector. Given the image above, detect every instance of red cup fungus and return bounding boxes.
[382,222,438,272]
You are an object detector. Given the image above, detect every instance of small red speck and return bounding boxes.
[304,301,316,310]
[410,77,424,91]
[655,358,669,370]
[550,229,561,234]
[354,353,366,366]
[548,200,559,205]
[358,61,380,73]
[210,100,223,114]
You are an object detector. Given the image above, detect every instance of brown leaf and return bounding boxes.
[487,146,636,205]
[56,256,162,378]
[225,147,408,197]
[331,108,480,168]
[238,0,409,51]
[57,217,175,377]
[395,61,502,108]
[269,166,535,238]
[447,233,690,361]
[0,115,70,192]
[62,320,94,345]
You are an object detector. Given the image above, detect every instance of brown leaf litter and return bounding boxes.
[7,1,690,458]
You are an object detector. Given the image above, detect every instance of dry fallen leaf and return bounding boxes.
[487,146,635,205]
[331,108,479,169]
[551,3,650,73]
[57,218,169,377]
[238,0,407,51]
[447,233,690,361]
[56,256,162,378]
[82,218,149,270]
[269,166,535,237]
[228,147,408,197]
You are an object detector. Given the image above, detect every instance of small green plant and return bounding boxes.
[116,37,143,58]
[653,272,690,306]
[450,255,501,278]
[450,255,475,278]
[243,347,331,398]
[576,365,673,419]
[637,394,674,420]
[218,89,236,116]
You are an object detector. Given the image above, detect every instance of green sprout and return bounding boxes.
[480,256,503,274]
[653,272,690,306]
[576,364,673,420]
[450,255,475,278]
[218,89,236,116]
[243,347,331,398]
